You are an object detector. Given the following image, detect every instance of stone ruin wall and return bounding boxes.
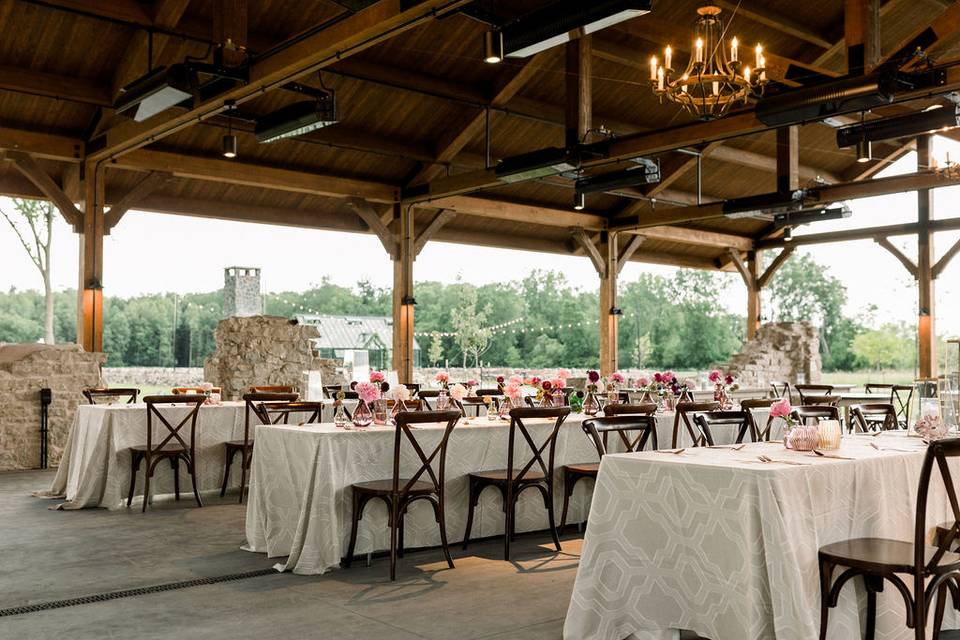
[719,322,821,387]
[0,344,106,471]
[204,315,342,400]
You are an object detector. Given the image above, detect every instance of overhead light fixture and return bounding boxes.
[855,138,872,163]
[222,100,238,158]
[782,227,793,242]
[495,147,579,183]
[484,30,503,64]
[575,158,660,194]
[610,307,623,316]
[496,0,652,59]
[756,74,899,127]
[773,206,851,229]
[255,94,338,143]
[573,191,585,210]
[115,64,195,122]
[837,104,960,148]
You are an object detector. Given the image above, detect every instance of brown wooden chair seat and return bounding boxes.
[818,438,960,639]
[463,406,571,560]
[127,395,205,512]
[560,414,657,533]
[220,391,299,502]
[344,410,462,580]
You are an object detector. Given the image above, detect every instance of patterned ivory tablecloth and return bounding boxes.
[564,433,960,640]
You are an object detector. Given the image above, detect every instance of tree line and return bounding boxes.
[0,251,925,372]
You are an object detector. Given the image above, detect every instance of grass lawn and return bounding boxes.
[821,369,917,386]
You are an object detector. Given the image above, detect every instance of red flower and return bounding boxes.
[653,372,663,383]
[542,380,552,390]
[725,375,734,385]
[496,375,505,384]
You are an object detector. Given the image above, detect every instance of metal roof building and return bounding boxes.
[296,314,421,370]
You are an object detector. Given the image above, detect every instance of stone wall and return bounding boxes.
[719,322,821,387]
[0,344,106,470]
[102,367,204,388]
[204,315,342,400]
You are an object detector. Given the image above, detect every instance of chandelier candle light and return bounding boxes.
[650,5,767,120]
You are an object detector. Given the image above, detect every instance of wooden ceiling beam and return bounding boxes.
[875,236,918,277]
[0,65,111,106]
[88,0,472,163]
[714,1,834,49]
[881,0,960,68]
[2,150,82,227]
[758,217,960,248]
[33,0,153,25]
[570,227,606,277]
[0,128,83,162]
[414,209,455,256]
[103,170,173,231]
[616,233,646,274]
[757,246,796,288]
[113,148,397,203]
[845,0,880,75]
[345,197,397,258]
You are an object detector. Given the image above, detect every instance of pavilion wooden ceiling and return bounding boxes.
[2,0,960,272]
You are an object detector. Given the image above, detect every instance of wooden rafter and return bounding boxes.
[414,209,455,256]
[714,1,833,49]
[3,150,82,228]
[565,36,591,149]
[88,0,472,163]
[758,217,960,248]
[881,0,960,68]
[845,0,880,75]
[571,227,606,277]
[0,65,111,106]
[103,171,173,231]
[346,197,398,259]
[875,236,919,278]
[757,247,796,288]
[727,248,754,290]
[842,138,916,182]
[616,234,646,274]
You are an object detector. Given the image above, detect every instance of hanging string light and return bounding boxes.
[650,5,767,121]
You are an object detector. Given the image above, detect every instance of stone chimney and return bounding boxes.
[223,266,263,317]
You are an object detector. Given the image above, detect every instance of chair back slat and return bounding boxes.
[672,401,721,448]
[581,416,658,458]
[692,410,751,446]
[914,439,960,584]
[391,410,461,496]
[770,381,792,403]
[850,403,899,432]
[507,407,570,484]
[801,394,841,407]
[796,384,835,403]
[791,405,841,425]
[143,394,204,457]
[249,385,294,394]
[257,401,324,425]
[603,402,657,416]
[83,388,139,404]
[741,397,778,441]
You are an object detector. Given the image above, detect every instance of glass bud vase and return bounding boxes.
[333,402,349,429]
[498,395,514,419]
[373,398,388,426]
[436,389,450,411]
[552,390,567,407]
[352,399,373,428]
[390,399,404,424]
[583,391,600,416]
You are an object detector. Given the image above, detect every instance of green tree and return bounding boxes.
[449,284,492,368]
[427,331,444,366]
[1,199,55,343]
[851,324,914,371]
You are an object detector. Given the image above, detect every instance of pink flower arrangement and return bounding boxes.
[370,371,385,383]
[435,371,449,388]
[653,372,663,383]
[636,375,650,388]
[389,385,411,402]
[550,378,566,391]
[770,397,792,419]
[611,372,625,385]
[466,379,478,388]
[531,376,542,386]
[504,381,523,400]
[556,369,571,382]
[708,370,722,383]
[449,383,467,401]
[355,381,380,404]
[587,370,600,383]
[508,374,523,386]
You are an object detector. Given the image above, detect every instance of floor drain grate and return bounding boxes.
[0,568,277,617]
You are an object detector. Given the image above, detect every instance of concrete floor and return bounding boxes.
[0,469,588,640]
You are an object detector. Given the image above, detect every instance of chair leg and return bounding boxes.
[238,448,249,504]
[220,447,235,497]
[462,478,478,550]
[398,508,405,559]
[127,452,142,508]
[818,557,833,640]
[170,456,180,501]
[504,484,514,561]
[864,575,883,640]
[389,498,399,581]
[141,459,151,513]
[188,457,203,508]
[934,583,948,639]
[344,490,362,568]
[559,471,575,534]
[434,496,454,570]
[545,481,561,552]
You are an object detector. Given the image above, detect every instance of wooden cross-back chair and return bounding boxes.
[597,391,630,410]
[693,411,752,446]
[818,438,960,640]
[257,400,325,425]
[322,385,343,399]
[418,389,441,409]
[127,395,205,512]
[401,383,421,397]
[386,399,424,412]
[741,397,779,441]
[344,410,462,581]
[802,394,841,407]
[220,391,299,503]
[866,384,914,428]
[671,401,721,448]
[462,406,571,560]
[559,415,659,533]
[83,388,139,404]
[791,405,841,426]
[850,403,899,433]
[770,381,792,403]
[603,402,658,417]
[171,386,220,395]
[796,384,835,403]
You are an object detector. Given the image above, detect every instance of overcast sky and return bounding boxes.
[1,138,958,336]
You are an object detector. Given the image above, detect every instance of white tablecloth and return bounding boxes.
[243,407,769,576]
[564,433,960,640]
[41,401,353,509]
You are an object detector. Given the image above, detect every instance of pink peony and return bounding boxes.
[466,379,478,387]
[449,383,467,401]
[637,376,650,387]
[389,385,411,402]
[770,397,792,419]
[355,382,380,404]
[435,371,449,383]
[708,370,721,383]
[611,372,625,384]
[369,371,385,383]
[550,378,566,391]
[508,374,523,385]
[556,369,571,381]
[505,381,523,400]
[663,370,675,382]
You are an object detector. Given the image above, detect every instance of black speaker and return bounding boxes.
[40,388,52,405]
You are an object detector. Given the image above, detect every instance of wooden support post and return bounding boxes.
[392,204,415,383]
[746,251,762,340]
[77,161,105,352]
[599,232,618,376]
[844,0,879,75]
[776,126,799,193]
[917,135,937,377]
[565,36,592,149]
[213,0,248,68]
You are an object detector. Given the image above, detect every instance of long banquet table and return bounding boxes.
[564,432,960,640]
[42,400,355,509]
[243,409,775,575]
